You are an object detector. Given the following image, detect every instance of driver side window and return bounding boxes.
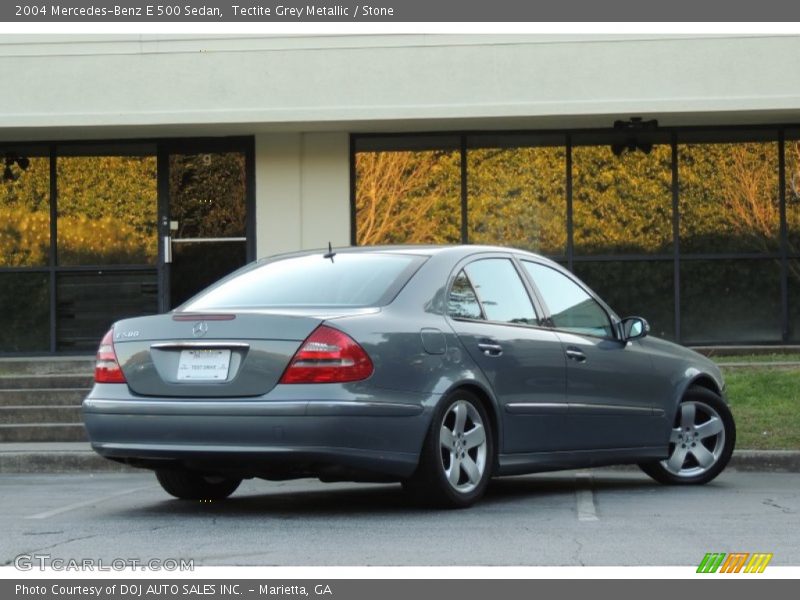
[522,261,614,338]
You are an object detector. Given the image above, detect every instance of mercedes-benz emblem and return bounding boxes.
[192,321,208,338]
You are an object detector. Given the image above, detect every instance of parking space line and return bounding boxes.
[25,486,153,520]
[575,472,599,522]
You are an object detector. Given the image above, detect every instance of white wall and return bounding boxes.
[255,132,350,257]
[2,34,800,141]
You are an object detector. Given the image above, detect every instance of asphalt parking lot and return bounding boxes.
[1,469,798,566]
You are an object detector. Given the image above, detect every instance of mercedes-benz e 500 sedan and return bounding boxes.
[83,246,735,508]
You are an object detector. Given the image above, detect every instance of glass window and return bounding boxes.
[680,259,781,344]
[679,141,779,253]
[56,271,158,351]
[448,270,484,320]
[463,259,537,325]
[785,133,800,254]
[572,142,672,255]
[0,272,50,352]
[523,261,613,338]
[170,240,247,309]
[168,151,249,307]
[787,258,800,342]
[573,261,675,340]
[169,152,246,239]
[57,148,157,265]
[467,144,566,255]
[184,253,424,310]
[354,149,461,245]
[1,149,50,267]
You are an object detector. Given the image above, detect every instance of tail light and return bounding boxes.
[279,325,373,384]
[95,328,127,384]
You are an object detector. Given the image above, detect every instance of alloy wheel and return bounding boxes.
[439,399,488,494]
[661,400,726,478]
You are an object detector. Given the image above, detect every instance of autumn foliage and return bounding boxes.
[0,155,157,266]
[356,141,800,257]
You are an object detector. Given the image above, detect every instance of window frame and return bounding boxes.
[0,135,256,356]
[445,252,545,329]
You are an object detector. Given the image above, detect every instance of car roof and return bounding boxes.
[259,244,556,264]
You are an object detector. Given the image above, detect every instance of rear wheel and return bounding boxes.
[155,469,241,500]
[639,386,735,485]
[403,389,494,508]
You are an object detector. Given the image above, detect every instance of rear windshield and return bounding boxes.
[181,252,425,310]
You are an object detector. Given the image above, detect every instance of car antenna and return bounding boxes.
[323,241,336,263]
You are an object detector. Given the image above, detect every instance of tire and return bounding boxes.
[403,389,494,508]
[639,386,736,485]
[155,469,242,500]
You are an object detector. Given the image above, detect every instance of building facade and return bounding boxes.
[2,34,800,353]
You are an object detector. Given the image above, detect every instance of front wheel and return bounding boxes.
[155,469,242,500]
[640,386,735,485]
[403,390,494,508]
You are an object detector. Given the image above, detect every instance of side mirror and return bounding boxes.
[622,316,650,341]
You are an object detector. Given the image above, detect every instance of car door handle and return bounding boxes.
[477,341,503,357]
[565,347,587,363]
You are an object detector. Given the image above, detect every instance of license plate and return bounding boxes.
[177,349,231,381]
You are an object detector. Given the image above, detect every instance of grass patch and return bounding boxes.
[724,368,800,450]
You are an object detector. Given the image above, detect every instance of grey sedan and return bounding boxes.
[83,246,735,508]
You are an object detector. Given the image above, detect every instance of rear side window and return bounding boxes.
[453,258,537,325]
[448,271,484,320]
[182,253,424,310]
[522,261,613,338]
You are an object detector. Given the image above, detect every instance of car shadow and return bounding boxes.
[485,472,656,503]
[130,484,412,517]
[114,471,663,517]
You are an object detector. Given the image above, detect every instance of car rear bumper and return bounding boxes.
[82,384,435,479]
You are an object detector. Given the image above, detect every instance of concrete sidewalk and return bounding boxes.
[1,442,799,474]
[0,442,133,473]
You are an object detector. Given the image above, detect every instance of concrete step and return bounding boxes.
[0,406,82,424]
[0,357,94,376]
[0,423,88,442]
[0,359,94,446]
[0,374,94,390]
[0,442,134,473]
[0,389,88,406]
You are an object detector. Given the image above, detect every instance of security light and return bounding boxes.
[611,117,659,156]
[2,153,31,182]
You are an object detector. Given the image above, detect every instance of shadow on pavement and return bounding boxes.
[113,472,662,517]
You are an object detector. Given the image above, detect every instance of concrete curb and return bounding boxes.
[726,450,800,472]
[0,445,798,474]
[585,450,800,473]
[0,452,135,473]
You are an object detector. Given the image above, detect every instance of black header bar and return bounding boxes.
[3,0,800,22]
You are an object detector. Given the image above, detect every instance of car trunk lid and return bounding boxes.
[111,312,332,397]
